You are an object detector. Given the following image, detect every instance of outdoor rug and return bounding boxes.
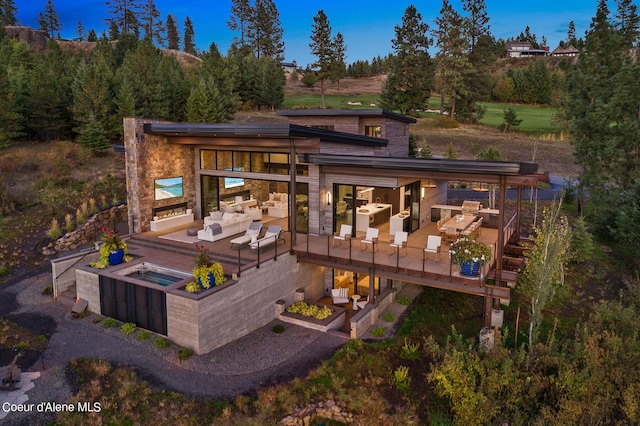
[158,229,200,244]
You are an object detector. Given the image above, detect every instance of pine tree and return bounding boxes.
[166,14,179,50]
[106,0,141,36]
[381,5,433,114]
[37,0,62,38]
[0,64,24,147]
[77,113,111,156]
[329,32,347,84]
[248,0,284,61]
[309,9,334,108]
[462,0,490,50]
[613,0,640,48]
[227,0,252,51]
[0,0,17,26]
[183,16,196,55]
[259,57,285,111]
[141,0,164,46]
[433,0,474,119]
[76,21,86,41]
[114,78,138,131]
[87,29,98,42]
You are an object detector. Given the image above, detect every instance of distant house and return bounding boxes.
[281,61,298,73]
[551,45,579,57]
[506,41,548,58]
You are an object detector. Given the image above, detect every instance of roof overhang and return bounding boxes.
[302,154,540,185]
[276,108,417,124]
[143,122,388,148]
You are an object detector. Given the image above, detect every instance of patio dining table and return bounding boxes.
[442,214,477,232]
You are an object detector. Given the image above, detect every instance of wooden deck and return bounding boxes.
[292,221,513,302]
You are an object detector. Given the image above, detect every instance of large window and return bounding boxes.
[365,125,381,138]
[200,149,308,176]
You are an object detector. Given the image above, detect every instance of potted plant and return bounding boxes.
[449,236,492,276]
[186,245,226,292]
[90,227,129,268]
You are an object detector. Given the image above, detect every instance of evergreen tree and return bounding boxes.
[259,56,285,111]
[166,14,179,50]
[614,0,640,48]
[309,9,334,108]
[114,78,138,137]
[71,57,114,139]
[433,0,474,119]
[248,0,285,61]
[184,76,236,123]
[502,106,522,132]
[330,32,347,84]
[108,20,120,40]
[141,0,164,46]
[76,21,86,41]
[566,20,577,46]
[462,0,490,50]
[564,0,638,240]
[227,0,252,51]
[234,52,260,107]
[0,63,24,147]
[105,0,141,36]
[183,16,196,55]
[0,0,17,26]
[380,5,434,114]
[77,113,110,156]
[87,29,98,42]
[157,54,189,121]
[37,0,62,38]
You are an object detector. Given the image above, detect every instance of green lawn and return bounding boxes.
[478,102,559,135]
[283,92,559,135]
[282,93,381,109]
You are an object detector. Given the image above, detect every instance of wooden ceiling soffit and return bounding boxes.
[322,165,539,186]
[165,136,320,149]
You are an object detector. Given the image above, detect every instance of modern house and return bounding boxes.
[506,41,548,58]
[53,109,540,354]
[550,45,580,57]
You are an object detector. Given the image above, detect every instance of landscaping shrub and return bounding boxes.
[121,322,136,335]
[371,326,386,337]
[154,337,171,348]
[177,347,194,361]
[102,318,118,328]
[382,312,395,322]
[137,330,151,341]
[47,218,62,239]
[41,285,53,295]
[392,366,411,391]
[0,265,11,276]
[396,296,411,305]
[400,338,421,361]
[272,324,285,333]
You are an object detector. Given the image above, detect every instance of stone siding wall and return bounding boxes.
[124,117,195,233]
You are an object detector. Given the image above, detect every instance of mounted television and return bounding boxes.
[224,167,244,189]
[154,177,183,200]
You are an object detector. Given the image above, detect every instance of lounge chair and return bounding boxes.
[230,222,263,248]
[249,225,282,250]
[332,224,352,247]
[359,227,379,251]
[331,287,349,304]
[357,294,370,309]
[389,231,408,256]
[423,235,442,261]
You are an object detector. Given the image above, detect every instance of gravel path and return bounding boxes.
[1,272,349,425]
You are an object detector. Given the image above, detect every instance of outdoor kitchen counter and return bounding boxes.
[355,203,393,232]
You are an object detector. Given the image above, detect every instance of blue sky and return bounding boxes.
[16,0,598,67]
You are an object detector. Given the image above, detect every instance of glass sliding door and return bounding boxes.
[334,184,354,233]
[201,175,219,216]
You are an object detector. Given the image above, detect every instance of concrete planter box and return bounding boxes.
[172,274,236,300]
[279,303,346,332]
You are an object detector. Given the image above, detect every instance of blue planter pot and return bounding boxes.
[197,272,216,289]
[108,248,125,266]
[460,260,480,276]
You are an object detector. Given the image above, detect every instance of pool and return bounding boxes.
[126,269,186,286]
[117,262,192,287]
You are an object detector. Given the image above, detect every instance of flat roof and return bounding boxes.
[276,108,417,124]
[143,122,389,147]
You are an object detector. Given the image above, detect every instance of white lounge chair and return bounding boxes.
[389,231,408,256]
[333,224,352,247]
[331,287,349,305]
[359,227,379,251]
[357,295,370,309]
[230,222,262,248]
[249,225,282,250]
[423,235,442,261]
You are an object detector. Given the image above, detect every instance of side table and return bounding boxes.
[351,294,361,311]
